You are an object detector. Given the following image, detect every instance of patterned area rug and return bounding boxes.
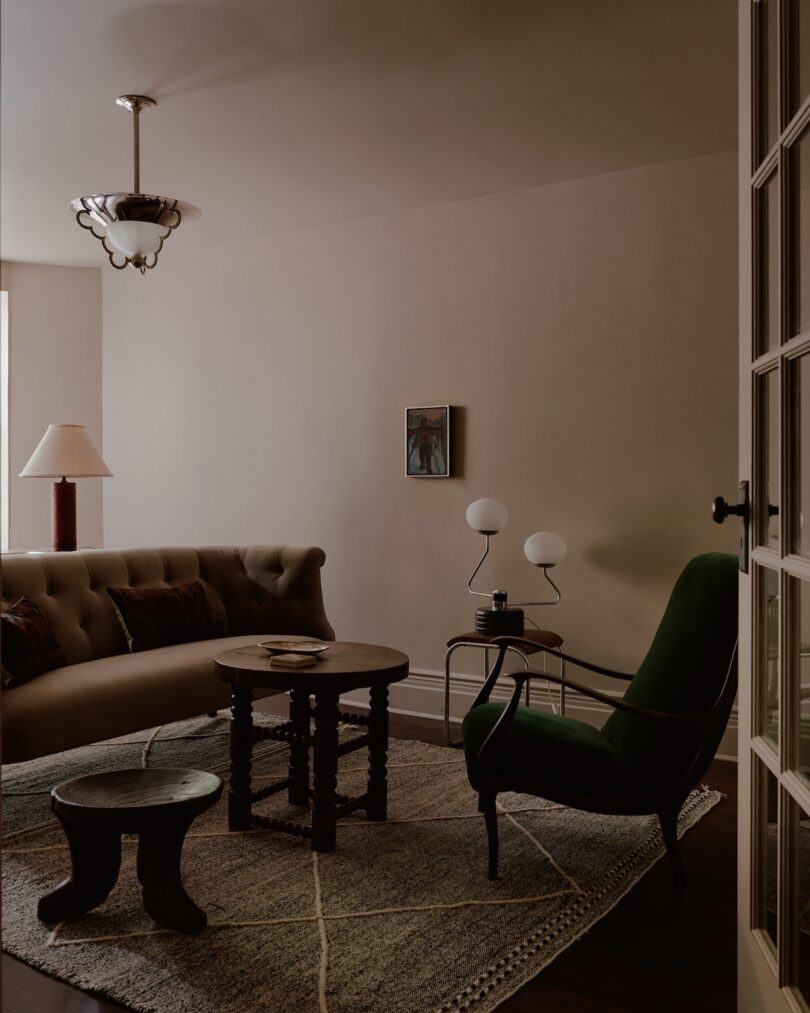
[2,713,721,1013]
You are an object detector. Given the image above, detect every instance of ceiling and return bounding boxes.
[1,0,737,268]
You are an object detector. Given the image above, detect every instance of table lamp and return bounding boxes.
[465,498,566,635]
[20,424,112,551]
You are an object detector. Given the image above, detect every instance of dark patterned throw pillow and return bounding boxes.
[1,596,66,689]
[106,581,225,653]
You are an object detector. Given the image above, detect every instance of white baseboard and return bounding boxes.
[341,666,739,761]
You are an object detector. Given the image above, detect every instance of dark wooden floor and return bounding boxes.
[1,704,737,1013]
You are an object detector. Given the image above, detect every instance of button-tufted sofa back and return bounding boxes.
[0,545,335,665]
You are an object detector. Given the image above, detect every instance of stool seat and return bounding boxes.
[54,768,221,818]
[39,767,222,934]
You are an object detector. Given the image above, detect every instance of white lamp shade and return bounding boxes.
[466,498,508,534]
[20,424,112,478]
[104,220,165,259]
[524,531,567,567]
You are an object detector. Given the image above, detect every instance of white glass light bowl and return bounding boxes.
[104,220,166,259]
[465,498,508,534]
[524,531,567,567]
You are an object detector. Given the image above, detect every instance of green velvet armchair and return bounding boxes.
[462,553,738,885]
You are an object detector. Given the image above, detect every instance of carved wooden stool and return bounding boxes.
[37,767,222,934]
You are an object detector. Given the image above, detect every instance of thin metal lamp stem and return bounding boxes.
[467,533,494,599]
[511,566,561,607]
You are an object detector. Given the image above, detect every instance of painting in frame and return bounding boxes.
[406,405,451,477]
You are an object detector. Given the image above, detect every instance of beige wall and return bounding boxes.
[0,261,104,552]
[102,149,738,681]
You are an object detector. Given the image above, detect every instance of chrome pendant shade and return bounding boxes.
[70,96,199,275]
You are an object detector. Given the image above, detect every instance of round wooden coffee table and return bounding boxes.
[37,768,222,934]
[215,640,409,852]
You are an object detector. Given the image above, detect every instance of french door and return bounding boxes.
[740,2,810,1009]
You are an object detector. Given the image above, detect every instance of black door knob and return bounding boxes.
[713,481,750,573]
[712,495,747,524]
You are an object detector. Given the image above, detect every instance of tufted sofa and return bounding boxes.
[0,545,334,763]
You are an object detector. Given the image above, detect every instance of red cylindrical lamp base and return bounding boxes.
[52,478,77,552]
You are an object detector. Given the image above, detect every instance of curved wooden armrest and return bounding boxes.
[490,636,634,682]
[470,634,632,714]
[503,670,702,728]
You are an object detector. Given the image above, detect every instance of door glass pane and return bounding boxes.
[796,799,810,1001]
[758,368,781,546]
[757,173,781,355]
[799,0,810,116]
[794,355,810,556]
[753,756,780,949]
[793,577,810,782]
[765,0,780,157]
[758,566,781,745]
[797,130,810,337]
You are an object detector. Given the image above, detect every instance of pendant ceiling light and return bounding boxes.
[70,95,200,274]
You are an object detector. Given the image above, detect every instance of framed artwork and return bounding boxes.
[406,405,451,477]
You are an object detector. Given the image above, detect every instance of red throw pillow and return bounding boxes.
[1,596,66,689]
[106,581,225,653]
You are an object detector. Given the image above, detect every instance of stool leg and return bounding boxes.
[367,683,389,821]
[312,691,339,852]
[38,818,121,923]
[137,816,206,934]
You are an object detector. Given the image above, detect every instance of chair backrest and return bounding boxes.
[602,552,738,789]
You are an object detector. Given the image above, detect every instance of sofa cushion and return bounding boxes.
[107,581,225,652]
[1,635,281,764]
[1,596,66,689]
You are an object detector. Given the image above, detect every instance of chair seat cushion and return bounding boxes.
[462,704,637,802]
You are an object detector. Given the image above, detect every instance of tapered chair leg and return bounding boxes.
[658,805,686,889]
[479,792,499,880]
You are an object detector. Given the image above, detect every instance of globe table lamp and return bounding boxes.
[20,425,112,551]
[466,498,566,635]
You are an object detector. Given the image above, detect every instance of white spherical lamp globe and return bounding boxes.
[524,531,567,567]
[465,498,508,534]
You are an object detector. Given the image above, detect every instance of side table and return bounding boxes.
[215,640,409,852]
[445,629,565,746]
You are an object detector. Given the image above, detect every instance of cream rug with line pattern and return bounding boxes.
[2,713,721,1013]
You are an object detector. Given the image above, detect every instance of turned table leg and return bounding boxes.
[288,687,311,807]
[37,817,122,923]
[137,816,206,934]
[312,690,339,852]
[367,682,390,821]
[228,683,253,832]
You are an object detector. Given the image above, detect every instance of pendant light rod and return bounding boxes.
[115,95,156,195]
[133,105,140,193]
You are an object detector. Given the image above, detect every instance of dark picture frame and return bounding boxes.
[405,406,451,477]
